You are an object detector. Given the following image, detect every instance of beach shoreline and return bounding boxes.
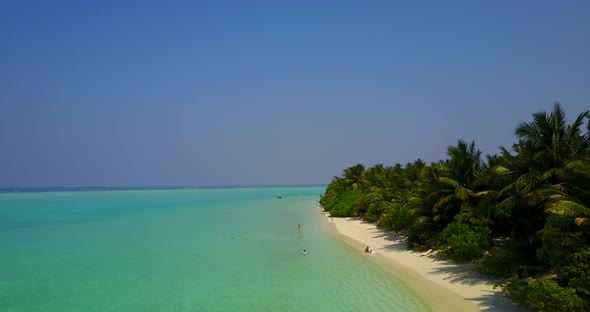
[319,207,523,312]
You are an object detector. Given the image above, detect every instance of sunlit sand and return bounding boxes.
[321,208,524,312]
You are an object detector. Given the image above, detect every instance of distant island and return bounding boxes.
[321,103,590,312]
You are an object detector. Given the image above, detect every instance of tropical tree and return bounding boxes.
[320,176,347,210]
[544,159,590,227]
[514,102,589,172]
[431,140,483,223]
[343,163,366,190]
[500,104,590,232]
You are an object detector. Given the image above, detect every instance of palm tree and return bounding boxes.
[363,164,386,189]
[514,102,589,172]
[431,140,483,222]
[408,163,445,225]
[359,164,412,221]
[544,159,590,227]
[324,176,346,198]
[472,153,517,234]
[488,104,590,254]
[446,139,482,187]
[343,163,366,190]
[404,159,427,182]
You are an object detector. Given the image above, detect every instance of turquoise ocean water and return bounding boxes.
[0,187,430,311]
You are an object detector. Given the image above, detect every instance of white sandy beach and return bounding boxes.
[322,210,523,312]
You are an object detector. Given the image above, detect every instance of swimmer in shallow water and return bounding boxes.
[302,249,307,255]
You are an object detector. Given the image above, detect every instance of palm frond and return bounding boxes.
[438,177,459,188]
[536,227,563,235]
[433,194,454,211]
[545,199,590,216]
[498,196,519,208]
[542,167,560,180]
[475,190,498,198]
[455,186,474,201]
[493,166,512,175]
[412,216,431,226]
[408,207,429,217]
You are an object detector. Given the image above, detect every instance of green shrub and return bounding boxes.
[329,189,363,217]
[319,195,337,211]
[477,248,533,277]
[363,201,391,222]
[476,246,540,278]
[377,201,410,231]
[440,221,491,262]
[567,248,590,298]
[537,215,586,274]
[497,277,588,312]
[408,221,439,251]
[352,194,372,217]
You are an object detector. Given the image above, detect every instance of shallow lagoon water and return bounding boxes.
[0,187,430,311]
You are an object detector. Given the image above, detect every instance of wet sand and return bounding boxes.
[320,209,523,311]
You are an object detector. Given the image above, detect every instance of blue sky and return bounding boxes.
[1,1,589,187]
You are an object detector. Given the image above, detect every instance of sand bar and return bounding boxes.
[322,211,523,312]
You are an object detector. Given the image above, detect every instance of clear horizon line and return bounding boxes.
[0,183,327,192]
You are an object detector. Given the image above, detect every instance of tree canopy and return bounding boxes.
[320,103,590,311]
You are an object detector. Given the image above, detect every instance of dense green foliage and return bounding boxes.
[326,189,363,217]
[476,247,532,277]
[440,215,492,261]
[320,103,590,310]
[497,277,588,312]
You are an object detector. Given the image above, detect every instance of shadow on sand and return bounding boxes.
[361,221,525,312]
